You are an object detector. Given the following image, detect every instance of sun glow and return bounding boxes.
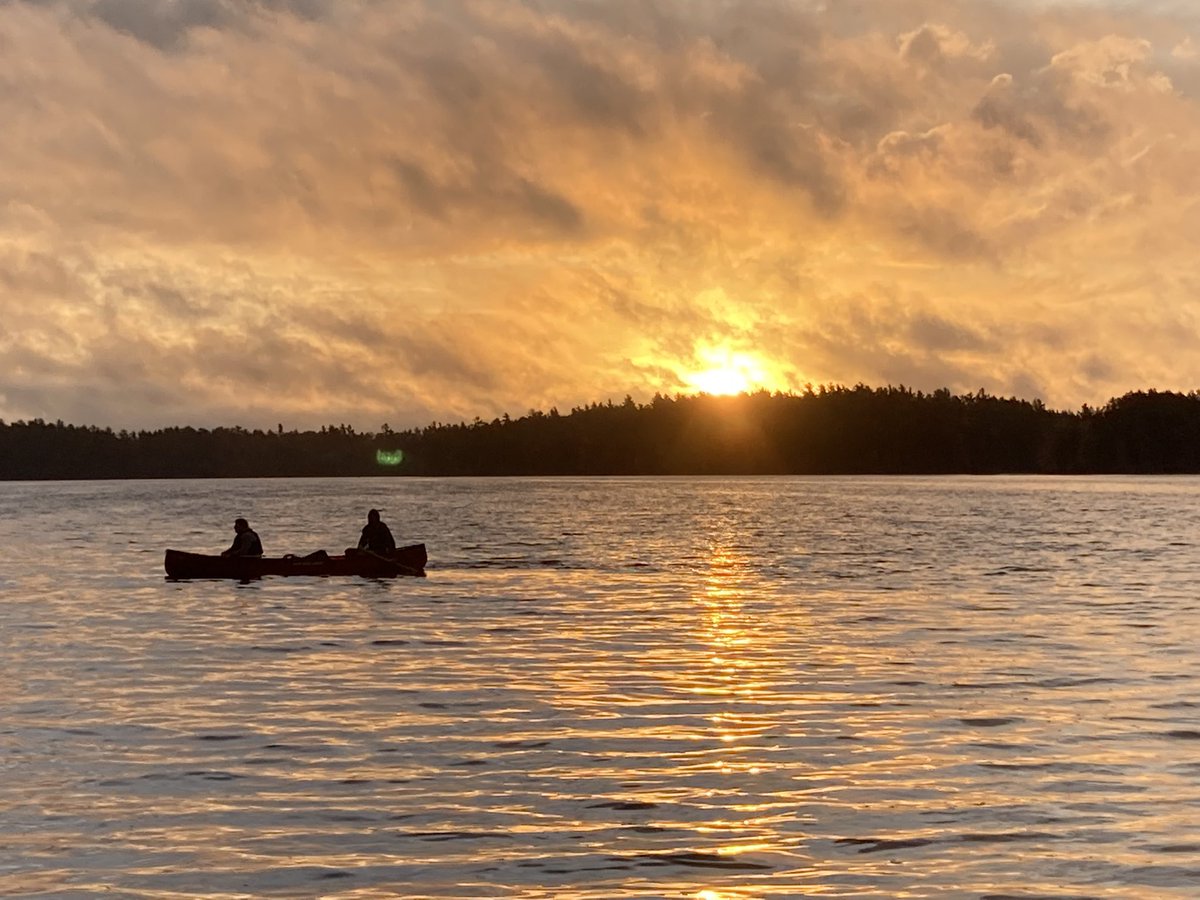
[683,346,771,396]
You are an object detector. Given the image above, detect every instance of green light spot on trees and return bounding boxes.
[376,449,404,466]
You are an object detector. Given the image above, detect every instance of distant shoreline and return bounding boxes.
[5,386,1200,479]
[3,473,1198,484]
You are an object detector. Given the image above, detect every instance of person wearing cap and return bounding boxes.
[357,508,396,555]
[221,517,264,557]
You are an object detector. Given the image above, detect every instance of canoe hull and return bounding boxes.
[164,544,427,580]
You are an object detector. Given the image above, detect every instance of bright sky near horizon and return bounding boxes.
[1,0,1198,430]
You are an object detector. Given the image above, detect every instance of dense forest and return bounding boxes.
[3,385,1200,479]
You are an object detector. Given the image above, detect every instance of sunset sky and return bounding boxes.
[2,0,1198,430]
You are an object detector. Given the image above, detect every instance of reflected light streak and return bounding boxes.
[686,542,790,866]
[696,888,759,900]
[697,545,758,686]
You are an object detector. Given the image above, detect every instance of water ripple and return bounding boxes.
[3,475,1200,896]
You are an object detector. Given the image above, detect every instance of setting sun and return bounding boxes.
[683,347,771,396]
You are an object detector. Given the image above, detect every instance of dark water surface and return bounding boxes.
[2,476,1200,897]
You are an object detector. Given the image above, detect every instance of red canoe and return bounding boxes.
[164,544,427,580]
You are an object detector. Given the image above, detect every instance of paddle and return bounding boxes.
[357,548,421,577]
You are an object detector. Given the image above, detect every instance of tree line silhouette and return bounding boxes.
[3,385,1200,479]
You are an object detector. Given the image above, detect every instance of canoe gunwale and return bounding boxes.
[164,544,427,580]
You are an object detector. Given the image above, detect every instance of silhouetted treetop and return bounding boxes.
[2,386,1199,479]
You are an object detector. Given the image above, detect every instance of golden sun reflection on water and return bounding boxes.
[685,543,797,877]
[696,889,756,900]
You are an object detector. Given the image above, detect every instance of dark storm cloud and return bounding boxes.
[140,281,212,318]
[0,246,81,296]
[972,70,1112,151]
[521,34,657,138]
[390,158,585,235]
[894,204,994,261]
[907,312,993,352]
[742,120,845,215]
[90,0,234,50]
[389,329,499,390]
[57,0,333,49]
[973,84,1046,147]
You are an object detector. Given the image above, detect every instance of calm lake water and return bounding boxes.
[2,476,1200,898]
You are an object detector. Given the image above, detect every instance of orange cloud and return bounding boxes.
[0,0,1198,428]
